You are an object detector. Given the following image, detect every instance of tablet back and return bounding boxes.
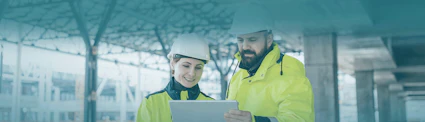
[169,100,238,122]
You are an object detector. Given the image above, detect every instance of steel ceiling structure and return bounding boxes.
[0,0,302,121]
[2,0,233,52]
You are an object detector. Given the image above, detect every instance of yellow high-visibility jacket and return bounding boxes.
[227,43,315,122]
[136,78,214,122]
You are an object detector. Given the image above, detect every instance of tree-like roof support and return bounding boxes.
[69,0,117,121]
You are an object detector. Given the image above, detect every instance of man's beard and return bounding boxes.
[240,48,267,68]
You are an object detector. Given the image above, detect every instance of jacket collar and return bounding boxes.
[165,77,201,100]
[234,43,282,81]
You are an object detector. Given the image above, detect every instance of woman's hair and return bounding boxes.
[170,56,181,75]
[172,57,181,63]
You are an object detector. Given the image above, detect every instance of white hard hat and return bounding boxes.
[228,2,275,35]
[168,33,210,63]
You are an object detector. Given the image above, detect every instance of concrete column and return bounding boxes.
[53,87,60,122]
[11,24,23,122]
[45,69,52,122]
[388,84,406,122]
[115,81,120,102]
[37,75,46,122]
[355,70,376,122]
[136,52,142,104]
[135,52,142,122]
[0,44,3,93]
[377,84,390,122]
[389,91,399,121]
[303,33,339,122]
[400,96,407,122]
[389,91,406,122]
[120,79,127,122]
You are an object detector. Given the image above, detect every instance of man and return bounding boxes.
[224,2,315,122]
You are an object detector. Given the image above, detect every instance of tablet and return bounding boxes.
[169,100,238,122]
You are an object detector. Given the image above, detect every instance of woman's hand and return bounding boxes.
[224,109,252,122]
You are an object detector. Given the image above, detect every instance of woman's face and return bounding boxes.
[171,58,205,88]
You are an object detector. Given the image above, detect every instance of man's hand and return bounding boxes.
[224,109,252,122]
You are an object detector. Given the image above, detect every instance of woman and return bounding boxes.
[136,34,214,122]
